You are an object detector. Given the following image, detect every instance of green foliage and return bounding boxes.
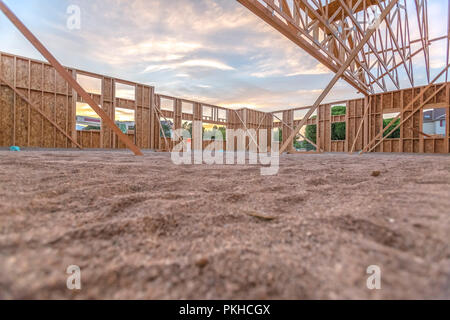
[301,124,318,151]
[305,124,317,144]
[117,123,127,134]
[303,106,347,143]
[383,118,401,138]
[272,128,282,142]
[203,125,226,141]
[331,106,347,116]
[331,122,346,141]
[83,125,100,131]
[160,121,172,138]
[294,139,315,151]
[218,127,226,141]
[182,121,192,137]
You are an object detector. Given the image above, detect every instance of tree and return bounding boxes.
[331,105,346,116]
[218,126,226,141]
[210,125,219,141]
[83,125,100,131]
[273,128,282,142]
[383,118,401,138]
[203,125,226,141]
[331,122,346,140]
[304,106,347,144]
[295,139,315,151]
[305,124,317,144]
[182,121,192,136]
[160,120,172,138]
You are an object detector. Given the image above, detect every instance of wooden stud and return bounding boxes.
[350,97,371,153]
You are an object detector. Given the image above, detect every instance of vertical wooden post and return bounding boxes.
[350,97,371,153]
[12,56,16,146]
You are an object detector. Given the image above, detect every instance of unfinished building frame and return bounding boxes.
[0,0,449,154]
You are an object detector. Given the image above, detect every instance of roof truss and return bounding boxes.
[237,0,441,94]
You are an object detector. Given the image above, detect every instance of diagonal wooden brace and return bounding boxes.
[0,74,83,149]
[0,0,143,155]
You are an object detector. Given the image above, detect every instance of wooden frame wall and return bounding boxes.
[0,51,449,154]
[0,52,155,150]
[273,83,449,154]
[156,94,229,151]
[0,52,76,148]
[369,83,449,153]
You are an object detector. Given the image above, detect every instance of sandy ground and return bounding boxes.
[0,150,449,300]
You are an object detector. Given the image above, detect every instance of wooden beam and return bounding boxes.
[154,96,169,151]
[338,0,402,89]
[279,0,399,154]
[0,0,143,156]
[407,126,432,138]
[350,97,371,153]
[234,110,260,151]
[245,113,267,151]
[154,97,188,151]
[294,0,382,28]
[316,0,382,20]
[0,74,83,149]
[447,0,450,82]
[305,0,393,91]
[369,47,423,86]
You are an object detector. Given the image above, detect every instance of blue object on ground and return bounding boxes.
[10,146,21,152]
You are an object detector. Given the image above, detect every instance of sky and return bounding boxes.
[0,0,448,112]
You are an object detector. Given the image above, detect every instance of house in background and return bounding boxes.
[75,116,135,133]
[76,115,101,131]
[115,121,135,134]
[423,108,446,137]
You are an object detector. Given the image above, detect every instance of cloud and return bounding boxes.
[121,39,203,56]
[2,0,444,112]
[143,59,234,73]
[179,59,234,70]
[6,0,332,111]
[251,63,329,78]
[175,73,190,78]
